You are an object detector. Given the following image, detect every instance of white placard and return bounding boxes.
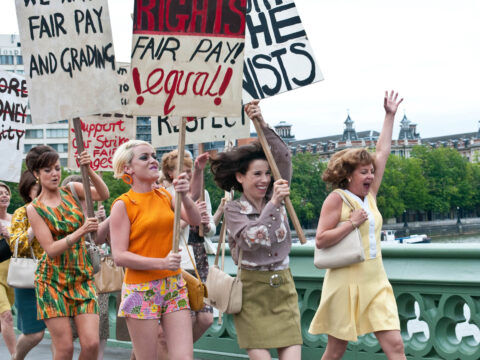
[0,71,29,182]
[127,0,246,118]
[243,0,323,102]
[67,116,136,172]
[15,0,121,124]
[151,113,250,147]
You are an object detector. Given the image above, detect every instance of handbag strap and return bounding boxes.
[214,214,243,277]
[12,234,36,260]
[334,189,356,210]
[181,237,202,282]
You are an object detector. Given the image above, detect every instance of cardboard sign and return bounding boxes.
[67,116,136,172]
[242,0,323,102]
[116,62,132,114]
[151,112,250,147]
[15,0,121,124]
[128,0,246,118]
[0,71,29,182]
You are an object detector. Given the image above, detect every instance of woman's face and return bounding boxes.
[168,162,193,182]
[29,183,40,202]
[0,186,10,209]
[127,144,159,184]
[347,163,374,198]
[236,159,271,203]
[35,160,61,191]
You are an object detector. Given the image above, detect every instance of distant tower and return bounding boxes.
[274,121,296,144]
[398,113,419,140]
[342,112,358,141]
[477,120,480,138]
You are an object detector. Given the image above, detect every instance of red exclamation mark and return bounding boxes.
[132,67,144,105]
[214,67,233,106]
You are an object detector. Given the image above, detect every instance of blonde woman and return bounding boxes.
[110,140,201,360]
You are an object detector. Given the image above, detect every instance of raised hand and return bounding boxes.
[384,90,403,115]
[78,150,92,167]
[244,100,265,125]
[194,152,209,171]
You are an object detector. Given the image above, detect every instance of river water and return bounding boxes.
[431,233,480,243]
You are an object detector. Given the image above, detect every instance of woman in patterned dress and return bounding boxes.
[309,92,406,360]
[26,145,109,360]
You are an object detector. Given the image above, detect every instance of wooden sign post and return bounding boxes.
[172,118,188,253]
[251,119,307,244]
[198,143,205,237]
[72,117,97,241]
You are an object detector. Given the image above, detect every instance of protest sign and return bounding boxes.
[0,71,29,182]
[67,116,136,172]
[243,0,323,103]
[128,0,246,118]
[116,62,132,114]
[15,0,121,124]
[151,112,249,147]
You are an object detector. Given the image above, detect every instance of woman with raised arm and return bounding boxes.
[309,91,406,360]
[26,145,109,360]
[109,140,201,360]
[210,101,302,360]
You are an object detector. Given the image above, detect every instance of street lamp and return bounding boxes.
[457,206,461,224]
[403,210,408,228]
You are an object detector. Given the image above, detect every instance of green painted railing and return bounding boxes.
[102,244,480,359]
[193,243,480,360]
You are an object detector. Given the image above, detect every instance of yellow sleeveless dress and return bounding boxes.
[309,190,400,341]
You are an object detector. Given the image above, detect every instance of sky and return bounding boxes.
[1,0,479,141]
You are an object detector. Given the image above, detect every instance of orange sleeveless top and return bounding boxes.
[113,188,180,284]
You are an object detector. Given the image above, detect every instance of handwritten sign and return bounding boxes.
[0,71,29,182]
[15,0,121,124]
[151,111,250,147]
[127,0,246,118]
[242,0,323,102]
[67,116,135,172]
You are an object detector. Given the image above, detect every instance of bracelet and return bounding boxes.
[65,235,73,247]
[347,219,356,230]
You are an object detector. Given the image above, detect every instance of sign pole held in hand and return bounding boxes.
[72,117,97,241]
[250,118,307,245]
[198,143,205,237]
[172,117,187,253]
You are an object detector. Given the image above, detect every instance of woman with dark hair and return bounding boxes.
[8,170,46,360]
[26,145,109,360]
[210,101,302,360]
[309,92,406,360]
[0,181,16,356]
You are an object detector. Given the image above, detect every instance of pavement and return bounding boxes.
[0,337,133,360]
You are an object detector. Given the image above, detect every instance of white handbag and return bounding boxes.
[314,190,365,269]
[7,236,38,289]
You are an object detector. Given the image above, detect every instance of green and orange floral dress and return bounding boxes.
[31,186,98,320]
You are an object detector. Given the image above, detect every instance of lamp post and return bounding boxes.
[403,209,408,228]
[457,206,461,225]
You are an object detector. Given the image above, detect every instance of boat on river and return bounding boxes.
[381,230,431,244]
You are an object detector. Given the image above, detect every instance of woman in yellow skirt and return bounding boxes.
[309,91,406,360]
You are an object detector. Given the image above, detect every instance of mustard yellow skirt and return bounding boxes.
[234,268,302,349]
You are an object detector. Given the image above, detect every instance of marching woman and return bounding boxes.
[109,140,201,360]
[210,101,302,360]
[8,171,47,360]
[26,145,109,360]
[309,91,406,360]
[0,181,16,356]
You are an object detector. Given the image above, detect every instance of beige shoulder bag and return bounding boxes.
[314,190,365,269]
[205,219,243,314]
